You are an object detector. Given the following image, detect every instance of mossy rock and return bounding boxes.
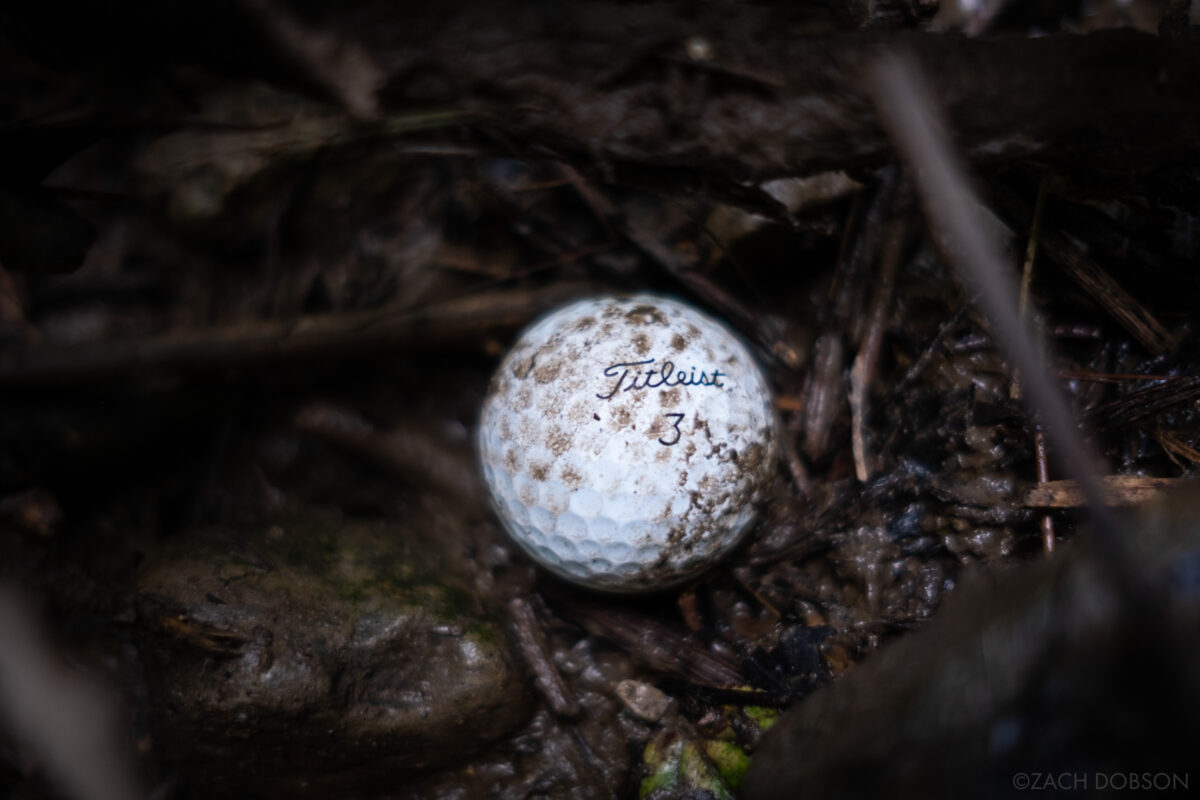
[136,512,528,797]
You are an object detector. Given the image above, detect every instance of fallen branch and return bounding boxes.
[0,284,593,385]
[371,5,1200,179]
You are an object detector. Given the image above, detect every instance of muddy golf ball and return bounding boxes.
[478,294,776,592]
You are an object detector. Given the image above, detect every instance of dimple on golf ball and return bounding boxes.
[478,294,777,592]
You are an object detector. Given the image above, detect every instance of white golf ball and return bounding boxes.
[478,294,777,592]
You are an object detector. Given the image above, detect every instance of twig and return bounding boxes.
[1156,429,1200,468]
[293,402,480,500]
[1048,197,1197,291]
[990,185,1175,355]
[891,304,970,398]
[778,418,811,497]
[557,162,617,242]
[1011,178,1055,551]
[507,597,579,718]
[0,283,594,385]
[622,212,793,368]
[851,213,905,482]
[1055,370,1178,384]
[865,49,1152,629]
[1033,431,1055,552]
[799,333,844,463]
[1015,179,1046,332]
[869,68,1200,751]
[804,169,898,462]
[547,590,744,689]
[239,0,384,120]
[1022,476,1181,509]
[1084,375,1200,430]
[0,589,142,800]
[1038,229,1174,354]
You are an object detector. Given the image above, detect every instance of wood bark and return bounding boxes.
[365,4,1200,178]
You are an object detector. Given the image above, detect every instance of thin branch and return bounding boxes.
[0,589,142,800]
[865,50,1149,616]
[0,284,593,385]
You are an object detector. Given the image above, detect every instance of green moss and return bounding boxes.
[700,739,750,792]
[153,514,493,637]
[639,704,777,797]
[639,734,734,800]
[235,516,477,618]
[639,737,673,796]
[744,705,779,732]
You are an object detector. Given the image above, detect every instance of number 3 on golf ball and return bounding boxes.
[478,294,777,592]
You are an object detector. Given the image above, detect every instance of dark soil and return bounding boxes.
[2,3,1198,799]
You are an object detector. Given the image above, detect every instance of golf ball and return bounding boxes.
[478,294,776,592]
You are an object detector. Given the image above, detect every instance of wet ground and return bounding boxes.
[2,3,1200,799]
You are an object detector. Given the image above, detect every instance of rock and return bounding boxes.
[135,512,530,797]
[616,679,670,723]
